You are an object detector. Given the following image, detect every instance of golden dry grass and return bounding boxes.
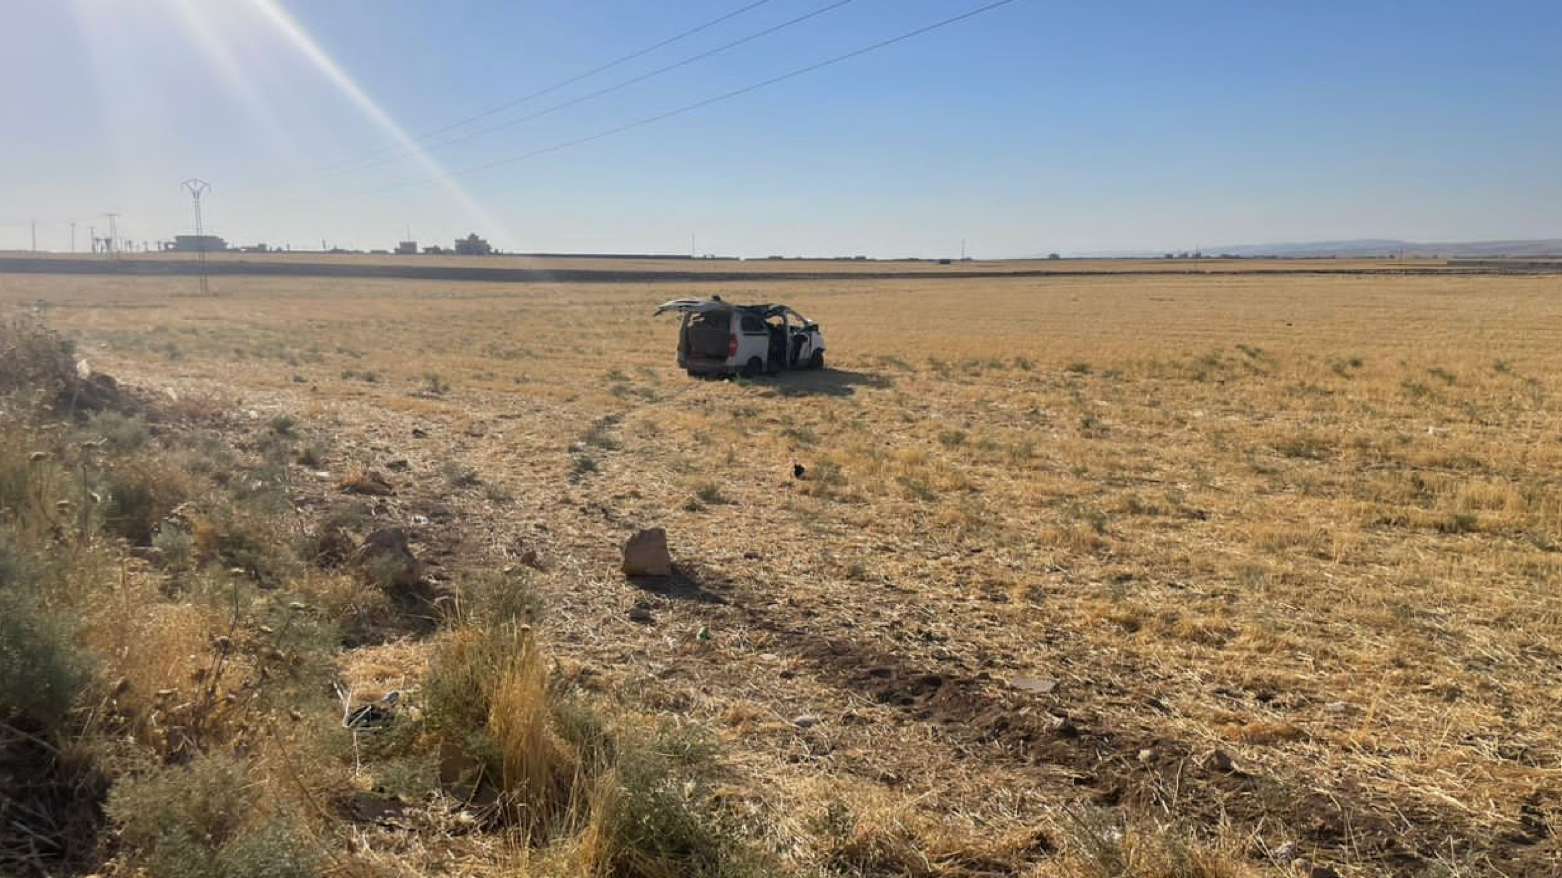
[5,264,1562,876]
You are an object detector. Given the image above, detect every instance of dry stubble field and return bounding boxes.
[4,264,1560,877]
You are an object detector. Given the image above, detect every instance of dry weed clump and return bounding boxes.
[0,313,76,399]
[1045,809,1260,878]
[106,751,324,878]
[417,620,769,877]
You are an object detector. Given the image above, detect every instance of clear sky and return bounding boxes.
[3,0,1561,257]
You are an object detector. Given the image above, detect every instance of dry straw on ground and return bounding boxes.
[3,259,1560,876]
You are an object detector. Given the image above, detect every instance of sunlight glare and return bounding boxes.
[243,0,508,241]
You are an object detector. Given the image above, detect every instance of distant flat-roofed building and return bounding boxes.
[169,234,227,252]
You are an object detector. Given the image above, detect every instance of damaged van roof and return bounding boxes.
[654,298,731,315]
[654,298,803,321]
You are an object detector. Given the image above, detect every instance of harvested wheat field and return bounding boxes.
[3,262,1560,878]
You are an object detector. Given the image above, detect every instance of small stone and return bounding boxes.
[1050,714,1079,738]
[793,715,819,729]
[622,527,673,577]
[1271,842,1297,863]
[411,427,428,438]
[1306,866,1341,878]
[628,604,654,624]
[1137,747,1156,763]
[386,459,410,471]
[1208,749,1235,773]
[1010,676,1058,694]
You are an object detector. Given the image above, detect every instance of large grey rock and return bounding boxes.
[622,527,672,577]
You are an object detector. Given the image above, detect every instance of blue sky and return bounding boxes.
[3,0,1561,257]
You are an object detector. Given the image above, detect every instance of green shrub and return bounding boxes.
[86,410,150,452]
[107,754,321,878]
[458,568,542,626]
[579,721,763,878]
[100,469,159,545]
[0,588,92,733]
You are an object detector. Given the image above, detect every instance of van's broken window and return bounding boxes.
[740,314,765,333]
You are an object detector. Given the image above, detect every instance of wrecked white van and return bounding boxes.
[655,298,825,378]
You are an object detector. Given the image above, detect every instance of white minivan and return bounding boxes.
[655,298,826,378]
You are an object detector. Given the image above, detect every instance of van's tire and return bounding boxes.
[808,350,825,370]
[741,357,763,379]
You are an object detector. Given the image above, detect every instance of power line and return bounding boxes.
[330,0,862,177]
[375,0,1020,194]
[324,0,783,172]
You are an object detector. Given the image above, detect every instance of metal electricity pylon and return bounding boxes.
[181,179,212,295]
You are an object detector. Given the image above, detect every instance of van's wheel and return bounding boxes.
[741,357,763,379]
[808,350,825,370]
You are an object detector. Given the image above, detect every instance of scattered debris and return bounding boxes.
[338,469,395,496]
[345,691,401,728]
[628,603,655,624]
[793,715,819,729]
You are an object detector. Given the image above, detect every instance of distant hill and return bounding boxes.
[1060,239,1562,259]
[1177,239,1562,259]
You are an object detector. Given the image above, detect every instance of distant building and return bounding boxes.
[453,233,492,256]
[168,234,227,253]
[396,241,418,255]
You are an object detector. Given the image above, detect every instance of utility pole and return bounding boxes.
[961,238,967,261]
[181,179,212,295]
[104,213,120,258]
[69,222,76,253]
[30,220,36,252]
